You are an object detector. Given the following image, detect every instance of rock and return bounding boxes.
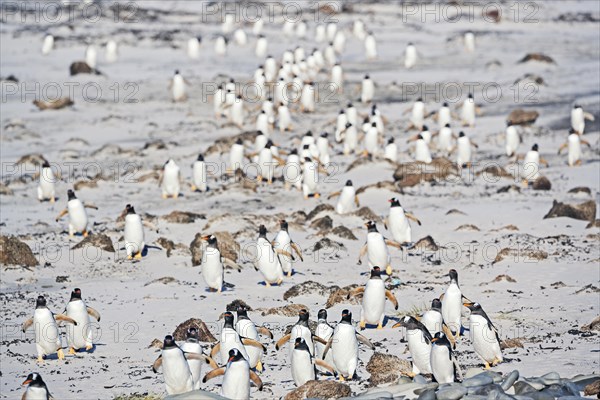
[413,236,439,251]
[556,12,600,22]
[393,158,459,187]
[484,7,501,22]
[455,224,480,231]
[500,338,524,350]
[581,316,600,331]
[331,226,358,240]
[540,383,577,397]
[260,303,308,317]
[157,237,175,257]
[312,238,345,252]
[69,61,100,75]
[507,109,540,126]
[283,281,334,300]
[417,388,436,400]
[205,131,260,156]
[468,383,505,396]
[532,176,551,191]
[491,275,517,284]
[514,74,545,86]
[366,352,412,386]
[310,215,333,231]
[586,219,600,229]
[514,381,537,395]
[354,391,393,399]
[497,185,521,194]
[225,299,252,312]
[436,385,468,400]
[1,74,18,82]
[463,373,494,387]
[0,184,13,196]
[501,370,520,391]
[543,200,596,221]
[527,392,554,400]
[16,153,47,167]
[284,380,351,400]
[72,233,115,252]
[162,211,206,224]
[190,231,239,266]
[144,277,179,286]
[33,97,74,111]
[55,275,69,283]
[518,53,555,64]
[570,375,600,391]
[568,186,591,195]
[584,379,600,396]
[325,285,361,308]
[351,207,383,224]
[0,235,38,267]
[493,248,548,264]
[446,209,467,215]
[477,165,513,179]
[306,203,335,220]
[172,318,216,342]
[148,338,163,349]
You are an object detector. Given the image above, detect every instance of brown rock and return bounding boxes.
[148,338,163,349]
[455,224,480,232]
[205,131,260,156]
[310,215,333,231]
[476,165,513,179]
[366,352,412,386]
[0,184,13,196]
[581,316,600,332]
[283,281,335,301]
[393,158,459,187]
[173,318,217,342]
[331,226,358,240]
[72,233,115,252]
[190,231,239,266]
[587,219,600,228]
[162,211,206,224]
[0,235,38,267]
[412,236,439,251]
[543,200,596,221]
[144,277,179,286]
[312,238,345,253]
[518,53,555,64]
[69,61,99,75]
[325,285,361,308]
[584,380,600,396]
[226,299,253,312]
[351,207,383,224]
[260,304,308,317]
[33,97,73,110]
[491,274,517,283]
[446,209,467,216]
[532,176,551,191]
[500,338,524,349]
[15,153,47,167]
[493,248,548,264]
[306,204,334,220]
[569,186,591,195]
[284,380,351,400]
[507,109,539,125]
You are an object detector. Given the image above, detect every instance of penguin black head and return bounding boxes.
[408,42,414,46]
[339,109,345,115]
[298,309,309,322]
[364,74,369,79]
[448,269,458,283]
[22,373,45,388]
[340,309,352,323]
[203,234,217,246]
[574,104,581,109]
[197,36,202,42]
[431,298,442,311]
[265,140,274,149]
[36,296,46,308]
[236,95,242,100]
[320,132,328,138]
[305,130,313,137]
[42,160,50,169]
[174,69,180,75]
[70,288,82,301]
[445,123,451,128]
[317,309,327,321]
[417,134,424,140]
[258,224,267,237]
[267,96,273,102]
[365,220,378,232]
[363,116,370,123]
[371,103,378,111]
[431,332,451,349]
[416,97,422,102]
[389,198,400,207]
[67,189,76,200]
[387,137,395,144]
[304,157,312,163]
[290,148,298,155]
[235,137,243,146]
[371,122,377,127]
[532,143,539,151]
[303,144,310,150]
[568,128,577,135]
[236,306,249,320]
[422,125,429,131]
[347,102,353,108]
[125,204,136,215]
[186,327,199,341]
[223,311,235,326]
[468,93,473,99]
[294,337,310,352]
[345,180,353,187]
[397,315,417,329]
[197,154,204,161]
[463,302,483,312]
[506,120,513,127]
[458,131,465,138]
[228,348,243,363]
[370,266,382,278]
[279,220,289,231]
[345,122,352,129]
[163,335,176,349]
[443,102,449,107]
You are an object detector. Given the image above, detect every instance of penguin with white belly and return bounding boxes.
[203,349,263,400]
[276,309,327,357]
[505,122,521,157]
[254,225,285,286]
[461,93,476,127]
[317,132,331,165]
[283,149,302,190]
[348,267,399,329]
[361,74,374,103]
[187,36,201,59]
[65,288,100,354]
[191,154,208,192]
[384,137,398,163]
[235,307,273,372]
[364,122,380,156]
[409,134,432,163]
[430,332,462,383]
[441,269,466,338]
[464,302,503,369]
[170,70,187,102]
[558,129,592,166]
[55,189,97,237]
[37,160,56,202]
[229,138,245,174]
[393,316,432,376]
[315,309,335,373]
[22,296,77,363]
[302,157,326,199]
[273,220,304,277]
[437,102,452,128]
[420,298,444,337]
[328,180,360,215]
[180,328,211,390]
[357,221,402,275]
[404,42,418,69]
[571,104,595,134]
[385,198,421,245]
[21,373,53,400]
[435,123,455,155]
[321,310,375,381]
[210,312,266,366]
[291,338,336,386]
[199,234,242,292]
[456,131,478,168]
[521,144,548,184]
[42,34,54,55]
[120,204,145,260]
[159,159,181,199]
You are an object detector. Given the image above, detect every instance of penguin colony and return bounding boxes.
[6,2,598,399]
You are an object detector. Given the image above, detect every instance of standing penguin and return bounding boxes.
[203,349,263,400]
[273,220,304,277]
[361,74,374,103]
[254,225,285,286]
[284,149,302,190]
[412,134,432,163]
[315,309,335,373]
[384,137,398,162]
[120,204,145,260]
[420,298,444,337]
[300,82,316,113]
[180,328,206,390]
[386,198,421,245]
[302,157,326,199]
[235,307,273,372]
[105,39,118,63]
[191,154,208,192]
[461,93,476,127]
[22,296,77,363]
[409,98,425,130]
[65,288,100,354]
[255,35,268,58]
[85,44,97,69]
[159,159,181,199]
[214,36,228,56]
[317,132,331,165]
[357,221,402,275]
[321,310,375,381]
[464,302,503,369]
[21,373,52,400]
[37,160,56,202]
[347,267,399,329]
[187,36,202,59]
[364,32,377,60]
[276,309,327,357]
[436,123,454,155]
[55,189,97,237]
[441,269,464,338]
[505,122,521,157]
[521,144,548,183]
[291,338,336,386]
[364,122,380,156]
[558,129,591,166]
[200,234,241,292]
[229,138,245,173]
[464,31,475,52]
[257,140,277,184]
[571,104,595,134]
[328,180,360,215]
[170,70,187,102]
[456,131,478,168]
[210,312,266,366]
[404,42,418,69]
[393,316,432,376]
[42,34,54,55]
[430,333,462,383]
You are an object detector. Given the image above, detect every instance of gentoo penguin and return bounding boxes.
[65,288,100,354]
[291,338,336,386]
[326,22,338,41]
[386,198,421,245]
[461,93,476,127]
[257,140,278,184]
[464,31,475,52]
[364,32,377,60]
[119,204,145,260]
[522,144,548,183]
[357,221,402,275]
[348,267,399,329]
[296,20,308,38]
[300,82,316,113]
[255,35,268,58]
[191,154,208,192]
[571,104,595,134]
[438,102,452,128]
[276,309,327,357]
[222,14,235,34]
[333,30,346,54]
[37,160,56,202]
[315,24,326,42]
[315,309,335,373]
[55,189,97,237]
[410,98,425,130]
[361,74,374,103]
[419,125,432,144]
[464,302,503,369]
[200,234,242,292]
[22,296,77,363]
[235,306,273,372]
[153,335,213,395]
[214,35,228,56]
[105,39,118,63]
[253,18,264,35]
[404,42,418,69]
[441,269,464,337]
[256,110,272,136]
[342,123,358,155]
[159,159,181,199]
[353,19,367,40]
[558,129,592,166]
[213,84,226,117]
[171,70,186,102]
[393,316,432,376]
[283,149,302,190]
[317,132,331,165]
[437,123,454,154]
[229,138,245,174]
[254,225,285,286]
[234,28,247,46]
[273,220,303,277]
[334,110,348,142]
[322,310,375,381]
[384,137,398,162]
[85,44,97,69]
[346,102,358,126]
[420,298,444,337]
[277,102,292,132]
[302,157,325,199]
[430,333,461,383]
[180,328,206,390]
[264,55,277,82]
[22,373,52,400]
[187,36,201,59]
[364,122,379,156]
[230,95,245,128]
[505,122,520,157]
[210,312,266,365]
[329,180,360,215]
[331,63,343,92]
[413,134,432,163]
[456,131,477,167]
[203,349,263,400]
[42,34,54,55]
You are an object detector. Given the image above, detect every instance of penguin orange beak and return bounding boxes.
[201,235,211,241]
[392,321,402,328]
[463,302,474,307]
[228,355,235,363]
[364,222,370,227]
[22,379,32,386]
[431,337,439,343]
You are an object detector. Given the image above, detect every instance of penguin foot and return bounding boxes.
[265,282,271,287]
[484,362,491,370]
[257,176,263,183]
[407,372,416,378]
[191,185,197,192]
[361,150,369,157]
[127,254,133,260]
[256,361,263,372]
[50,197,55,203]
[339,375,346,382]
[57,348,65,360]
[314,193,320,199]
[286,271,292,277]
[68,347,77,355]
[172,193,178,199]
[376,323,383,330]
[385,265,392,275]
[162,193,168,199]
[82,230,88,238]
[37,356,44,364]
[85,345,93,351]
[267,179,272,185]
[134,252,142,260]
[359,320,366,329]
[277,279,283,285]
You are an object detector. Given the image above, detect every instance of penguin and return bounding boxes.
[334,110,348,142]
[200,234,242,292]
[464,31,475,53]
[364,122,379,156]
[326,22,338,41]
[346,102,358,126]
[230,95,245,128]
[315,309,335,373]
[384,137,398,163]
[505,122,521,157]
[361,74,374,103]
[153,335,214,395]
[213,84,226,118]
[321,310,375,381]
[570,104,596,134]
[420,298,444,337]
[264,55,277,82]
[21,373,52,400]
[22,296,77,363]
[203,348,263,400]
[253,131,268,157]
[85,44,97,69]
[105,39,118,63]
[253,18,264,35]
[441,269,464,337]
[283,149,302,190]
[438,102,452,128]
[254,224,285,286]
[171,70,187,102]
[353,19,367,40]
[437,123,454,154]
[386,198,421,245]
[348,267,399,329]
[274,77,288,106]
[522,143,548,183]
[65,288,100,354]
[257,140,277,184]
[277,102,292,132]
[410,98,425,130]
[37,160,56,202]
[235,306,273,372]
[333,30,346,54]
[357,221,401,275]
[456,131,477,167]
[420,125,432,144]
[317,132,331,165]
[214,35,228,56]
[294,46,306,63]
[302,157,324,199]
[464,302,503,369]
[276,309,327,357]
[291,338,336,386]
[315,24,326,42]
[273,220,304,277]
[325,42,337,66]
[229,138,245,173]
[370,108,385,135]
[364,32,377,60]
[119,204,145,260]
[430,333,461,383]
[234,28,247,46]
[283,19,296,37]
[42,34,54,55]
[159,159,181,199]
[222,14,235,34]
[191,154,208,192]
[328,180,360,215]
[461,93,476,127]
[180,328,205,390]
[210,312,266,366]
[300,81,315,112]
[342,123,358,155]
[413,134,432,163]
[331,63,343,92]
[187,36,201,59]
[295,20,308,39]
[55,189,97,237]
[393,316,432,376]
[255,110,272,136]
[558,129,592,166]
[404,42,418,69]
[312,48,325,68]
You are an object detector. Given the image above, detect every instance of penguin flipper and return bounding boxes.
[210,342,221,358]
[384,239,403,250]
[452,355,463,382]
[152,355,163,373]
[202,367,225,383]
[241,338,267,353]
[357,243,367,265]
[257,326,273,339]
[312,335,328,345]
[290,242,304,262]
[274,248,294,260]
[55,208,68,221]
[249,370,263,390]
[442,323,457,349]
[354,195,360,208]
[275,334,291,350]
[222,257,242,272]
[86,307,101,322]
[385,290,399,310]
[583,111,595,121]
[321,337,333,359]
[55,314,77,325]
[314,358,336,375]
[346,287,365,299]
[83,203,98,210]
[22,318,33,333]
[405,212,421,226]
[327,191,341,199]
[356,333,375,350]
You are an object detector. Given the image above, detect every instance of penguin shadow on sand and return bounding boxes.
[204,282,235,293]
[360,316,397,330]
